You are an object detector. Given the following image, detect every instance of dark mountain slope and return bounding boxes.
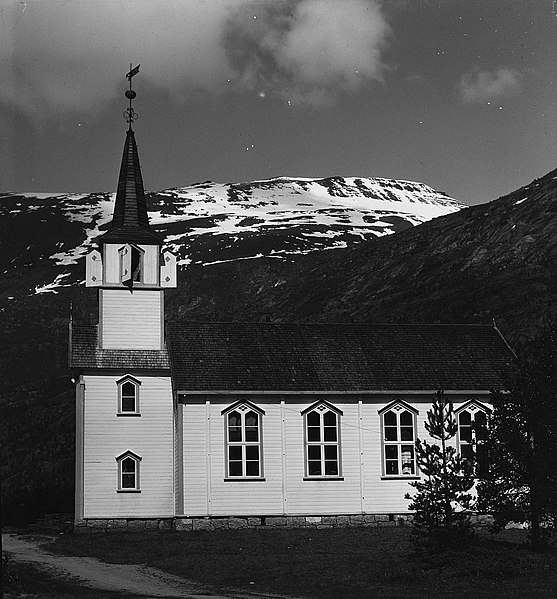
[168,168,557,345]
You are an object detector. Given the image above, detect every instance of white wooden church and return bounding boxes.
[70,95,514,530]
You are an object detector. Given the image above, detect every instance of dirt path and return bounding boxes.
[2,533,292,599]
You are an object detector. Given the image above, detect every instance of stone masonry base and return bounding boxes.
[74,513,491,533]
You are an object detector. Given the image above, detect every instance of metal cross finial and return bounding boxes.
[124,63,140,127]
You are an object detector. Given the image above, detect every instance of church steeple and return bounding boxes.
[101,64,162,245]
[101,128,162,244]
[85,66,176,294]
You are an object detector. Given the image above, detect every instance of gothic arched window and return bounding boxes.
[379,401,418,477]
[457,401,490,477]
[116,375,141,415]
[222,401,265,479]
[116,451,142,492]
[302,402,343,478]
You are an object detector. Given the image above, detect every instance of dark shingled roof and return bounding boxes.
[100,128,163,245]
[166,322,515,392]
[70,325,170,370]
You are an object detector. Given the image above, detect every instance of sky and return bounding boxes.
[1,0,556,205]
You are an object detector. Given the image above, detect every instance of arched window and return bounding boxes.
[116,451,141,492]
[457,401,490,477]
[222,402,264,479]
[302,402,342,478]
[116,375,141,415]
[380,401,418,477]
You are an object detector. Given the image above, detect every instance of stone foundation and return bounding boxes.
[74,513,493,533]
[74,513,418,533]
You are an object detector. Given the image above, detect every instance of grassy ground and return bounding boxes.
[2,553,130,599]
[47,526,557,599]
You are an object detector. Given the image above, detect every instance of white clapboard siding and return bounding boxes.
[83,374,174,518]
[174,403,183,514]
[361,395,492,514]
[209,402,284,516]
[362,398,420,514]
[180,395,492,518]
[284,400,363,515]
[182,404,209,516]
[100,289,162,349]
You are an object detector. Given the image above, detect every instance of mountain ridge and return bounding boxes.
[0,174,463,299]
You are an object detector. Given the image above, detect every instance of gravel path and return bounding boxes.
[2,533,292,599]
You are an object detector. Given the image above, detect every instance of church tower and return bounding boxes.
[72,68,178,523]
[84,104,176,348]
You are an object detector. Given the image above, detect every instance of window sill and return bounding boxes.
[116,413,141,417]
[117,489,141,493]
[303,477,344,481]
[381,476,420,480]
[224,477,266,482]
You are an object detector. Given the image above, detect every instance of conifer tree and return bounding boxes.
[406,391,475,548]
[477,323,557,549]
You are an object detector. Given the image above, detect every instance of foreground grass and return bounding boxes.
[48,527,557,599]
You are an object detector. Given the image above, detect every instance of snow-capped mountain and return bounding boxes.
[1,175,464,297]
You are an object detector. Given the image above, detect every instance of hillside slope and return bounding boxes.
[167,168,557,343]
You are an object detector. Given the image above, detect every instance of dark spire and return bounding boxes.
[101,66,162,245]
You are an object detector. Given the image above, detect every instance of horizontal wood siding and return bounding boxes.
[182,404,209,515]
[209,402,284,516]
[284,400,362,515]
[174,403,183,514]
[100,289,162,349]
[361,399,419,514]
[362,395,491,513]
[180,394,491,517]
[83,374,174,518]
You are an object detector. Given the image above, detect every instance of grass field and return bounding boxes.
[45,526,557,599]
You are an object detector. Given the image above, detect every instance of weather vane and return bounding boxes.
[124,63,140,126]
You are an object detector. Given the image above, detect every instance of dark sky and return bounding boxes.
[2,0,556,205]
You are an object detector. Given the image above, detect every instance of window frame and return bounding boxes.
[116,375,141,416]
[119,243,144,285]
[222,401,265,480]
[302,401,343,480]
[116,450,142,492]
[456,400,491,477]
[379,401,419,479]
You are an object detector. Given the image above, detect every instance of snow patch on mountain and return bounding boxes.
[3,175,465,295]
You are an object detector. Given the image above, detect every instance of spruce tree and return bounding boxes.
[477,323,557,549]
[406,391,475,548]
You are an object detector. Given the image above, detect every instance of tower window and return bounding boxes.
[119,244,144,285]
[116,451,141,492]
[116,375,141,415]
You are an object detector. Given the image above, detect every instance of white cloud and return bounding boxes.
[225,0,391,106]
[1,0,235,120]
[456,66,522,104]
[1,0,391,120]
